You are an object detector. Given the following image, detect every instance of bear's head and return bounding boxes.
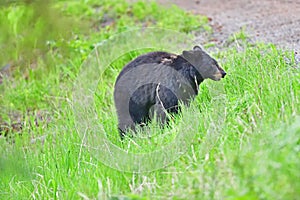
[182,46,226,81]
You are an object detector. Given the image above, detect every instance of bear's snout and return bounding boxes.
[216,64,226,80]
[221,71,226,78]
[212,68,226,81]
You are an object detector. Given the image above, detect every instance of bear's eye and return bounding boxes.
[212,60,218,66]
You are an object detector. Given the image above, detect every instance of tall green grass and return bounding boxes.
[1,1,299,199]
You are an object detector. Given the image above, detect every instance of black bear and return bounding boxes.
[114,46,226,138]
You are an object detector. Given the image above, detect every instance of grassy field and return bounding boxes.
[0,0,299,199]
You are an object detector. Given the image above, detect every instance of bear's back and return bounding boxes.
[116,51,177,83]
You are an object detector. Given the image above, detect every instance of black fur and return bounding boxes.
[114,46,226,137]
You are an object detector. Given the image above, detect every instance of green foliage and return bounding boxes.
[0,0,206,110]
[0,1,76,67]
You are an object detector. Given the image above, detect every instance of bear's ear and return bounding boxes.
[182,50,193,60]
[193,45,203,51]
[182,50,199,65]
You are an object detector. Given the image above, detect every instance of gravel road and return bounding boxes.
[158,0,300,50]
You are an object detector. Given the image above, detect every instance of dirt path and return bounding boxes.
[157,0,300,50]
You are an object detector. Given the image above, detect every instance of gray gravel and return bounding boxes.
[158,0,300,51]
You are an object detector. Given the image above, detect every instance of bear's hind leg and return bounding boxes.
[150,103,168,125]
